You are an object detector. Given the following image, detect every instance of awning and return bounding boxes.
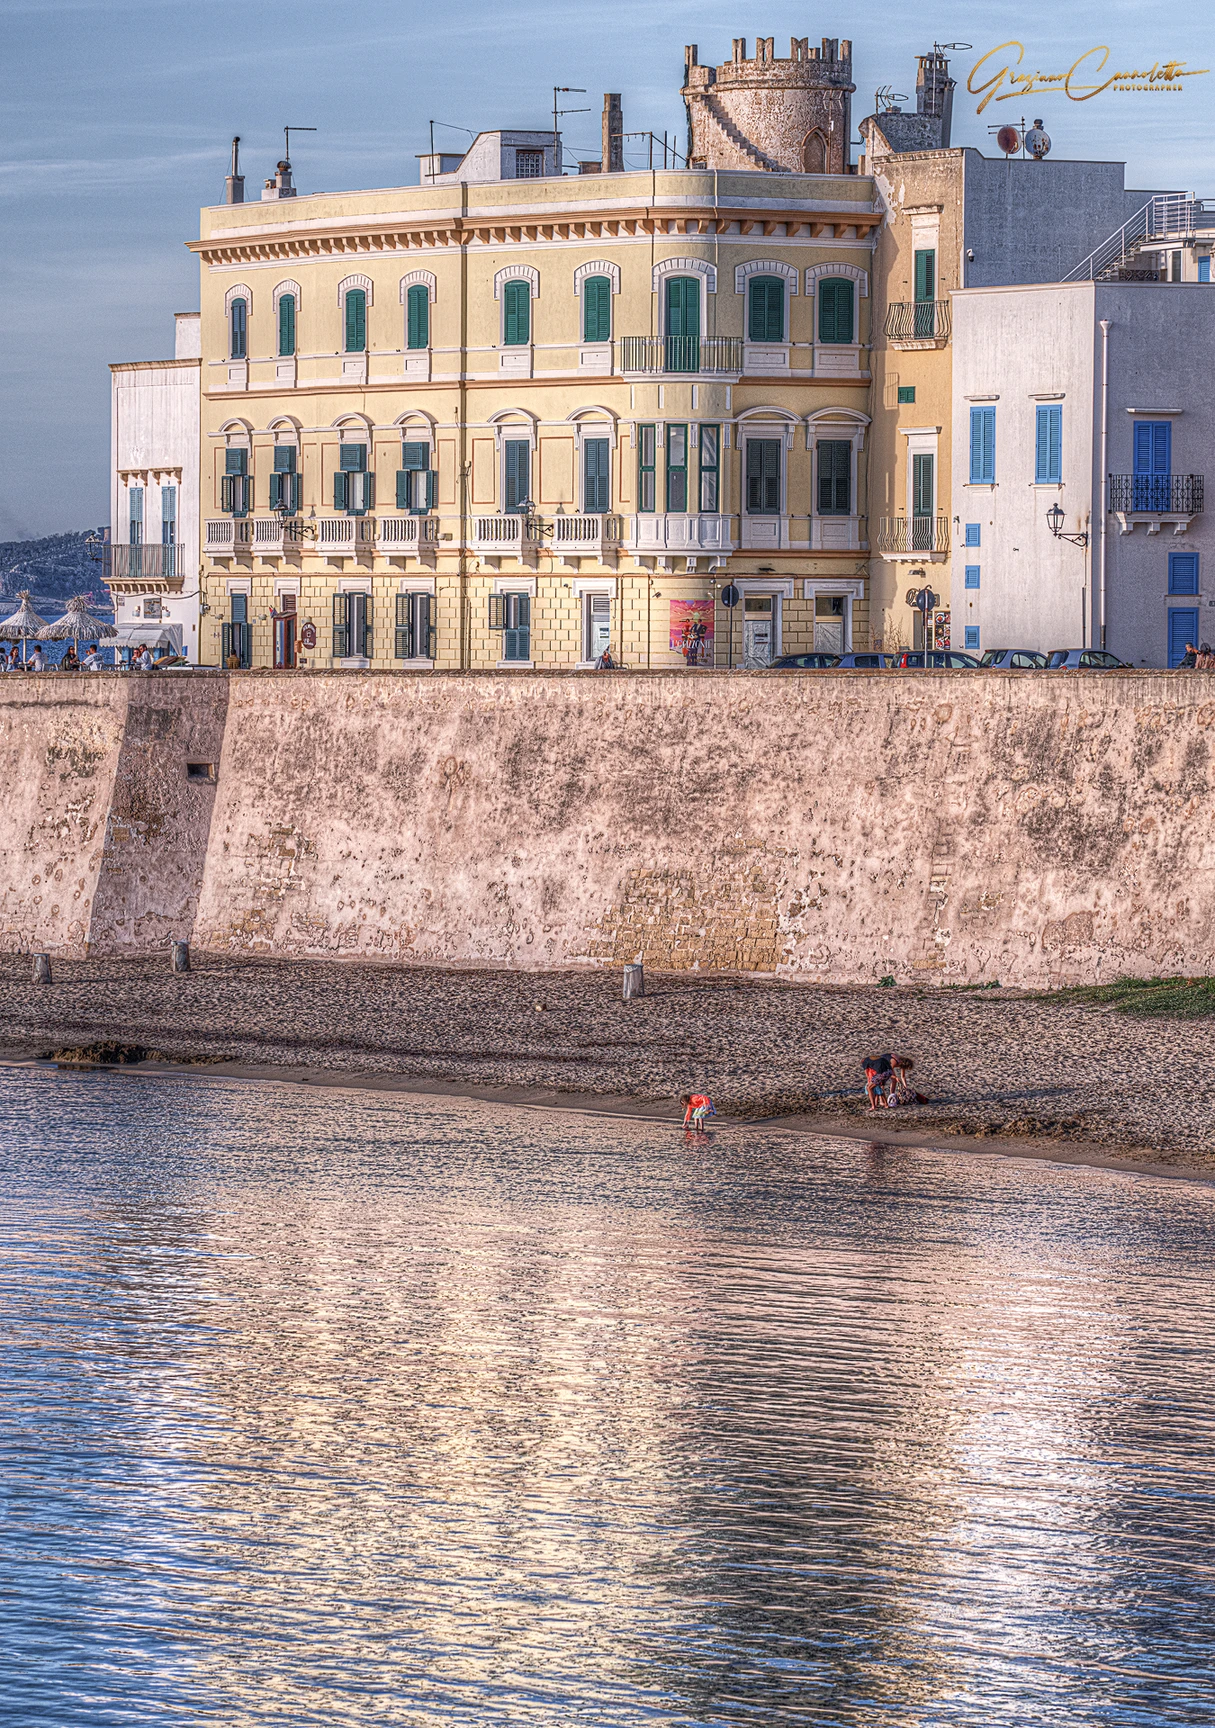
[110,624,183,652]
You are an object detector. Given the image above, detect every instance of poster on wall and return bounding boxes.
[933,610,951,649]
[669,599,715,666]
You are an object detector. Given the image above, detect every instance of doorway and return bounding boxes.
[274,593,297,668]
[814,595,845,654]
[742,594,776,666]
[583,593,611,663]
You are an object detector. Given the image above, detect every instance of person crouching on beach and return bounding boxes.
[862,1055,894,1110]
[681,1092,715,1130]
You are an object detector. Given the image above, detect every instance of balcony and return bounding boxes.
[550,513,622,563]
[884,301,951,349]
[316,515,376,560]
[471,514,540,565]
[250,515,306,559]
[102,543,183,591]
[205,517,252,558]
[876,516,950,559]
[376,514,441,560]
[619,335,744,377]
[1108,474,1204,535]
[625,513,735,565]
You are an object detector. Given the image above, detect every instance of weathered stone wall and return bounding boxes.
[2,669,1212,985]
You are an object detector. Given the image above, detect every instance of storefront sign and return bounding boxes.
[968,42,1208,111]
[299,621,317,650]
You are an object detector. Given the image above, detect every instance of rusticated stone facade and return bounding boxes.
[683,37,854,174]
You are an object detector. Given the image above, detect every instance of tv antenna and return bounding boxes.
[284,125,316,163]
[554,86,589,167]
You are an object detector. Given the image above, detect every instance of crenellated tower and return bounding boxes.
[682,36,854,175]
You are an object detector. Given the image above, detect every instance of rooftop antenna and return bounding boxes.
[284,126,316,165]
[225,136,244,204]
[553,87,589,174]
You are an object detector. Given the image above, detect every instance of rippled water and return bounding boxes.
[2,1068,1215,1725]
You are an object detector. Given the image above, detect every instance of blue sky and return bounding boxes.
[1,0,1212,538]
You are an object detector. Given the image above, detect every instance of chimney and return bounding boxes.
[262,159,297,201]
[602,94,623,172]
[224,136,244,204]
[917,50,955,145]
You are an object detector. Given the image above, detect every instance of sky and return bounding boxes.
[1,0,1212,540]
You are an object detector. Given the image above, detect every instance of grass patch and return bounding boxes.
[1048,975,1215,1018]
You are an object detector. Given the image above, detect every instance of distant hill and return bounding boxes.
[0,531,111,611]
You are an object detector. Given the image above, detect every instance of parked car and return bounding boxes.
[833,651,893,669]
[770,652,840,669]
[891,649,983,669]
[979,648,1049,670]
[1045,649,1130,670]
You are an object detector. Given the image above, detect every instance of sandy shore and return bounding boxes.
[1,953,1210,1172]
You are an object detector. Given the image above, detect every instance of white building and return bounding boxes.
[950,261,1213,667]
[105,313,201,662]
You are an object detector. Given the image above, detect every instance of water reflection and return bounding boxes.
[1,1068,1214,1725]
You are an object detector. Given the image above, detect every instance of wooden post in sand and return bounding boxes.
[32,953,52,984]
[171,940,191,974]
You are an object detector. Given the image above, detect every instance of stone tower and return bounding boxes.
[682,37,854,175]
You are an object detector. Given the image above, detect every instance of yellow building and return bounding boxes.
[192,63,882,672]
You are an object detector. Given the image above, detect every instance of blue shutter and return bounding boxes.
[964,625,980,650]
[1134,421,1171,476]
[406,284,429,350]
[965,523,981,547]
[964,566,980,589]
[1169,552,1199,595]
[1035,405,1062,484]
[970,407,995,484]
[1168,608,1200,667]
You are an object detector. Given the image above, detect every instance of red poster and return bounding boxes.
[669,599,714,666]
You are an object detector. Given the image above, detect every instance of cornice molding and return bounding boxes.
[189,204,882,269]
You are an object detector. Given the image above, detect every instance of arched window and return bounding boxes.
[229,297,247,360]
[664,276,700,371]
[406,283,429,350]
[817,278,855,345]
[582,275,611,343]
[503,279,531,346]
[277,293,296,358]
[344,288,367,353]
[748,276,785,342]
[802,130,827,173]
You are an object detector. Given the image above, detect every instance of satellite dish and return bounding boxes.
[1025,120,1051,159]
[997,125,1021,156]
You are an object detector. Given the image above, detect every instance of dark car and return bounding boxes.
[980,648,1049,670]
[1046,649,1130,670]
[891,650,983,670]
[770,652,840,669]
[833,651,893,669]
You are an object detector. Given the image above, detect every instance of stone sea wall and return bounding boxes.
[0,669,1210,985]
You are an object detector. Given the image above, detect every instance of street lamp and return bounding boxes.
[1046,501,1089,547]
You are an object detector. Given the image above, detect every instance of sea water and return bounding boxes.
[1,1066,1213,1726]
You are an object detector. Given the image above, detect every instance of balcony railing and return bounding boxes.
[472,514,541,556]
[316,516,376,556]
[551,513,622,557]
[250,516,306,557]
[205,518,252,555]
[876,515,950,554]
[376,514,441,553]
[625,513,735,554]
[620,335,744,376]
[884,301,951,343]
[103,543,180,581]
[1108,475,1204,514]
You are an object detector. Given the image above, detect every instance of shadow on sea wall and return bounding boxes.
[0,668,1209,984]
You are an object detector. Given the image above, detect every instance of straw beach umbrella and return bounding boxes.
[0,590,48,665]
[38,594,118,659]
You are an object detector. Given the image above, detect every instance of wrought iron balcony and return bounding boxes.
[102,543,181,585]
[876,515,950,556]
[884,301,951,345]
[1108,475,1204,513]
[619,335,744,376]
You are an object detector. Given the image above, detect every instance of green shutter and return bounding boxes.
[583,276,610,343]
[503,280,530,346]
[332,592,349,659]
[345,288,367,352]
[748,277,784,342]
[584,439,610,512]
[229,297,247,359]
[425,470,437,510]
[816,441,851,515]
[333,471,348,512]
[818,279,855,344]
[396,471,410,509]
[504,440,530,511]
[406,284,429,350]
[913,250,936,303]
[913,453,935,516]
[278,293,296,356]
